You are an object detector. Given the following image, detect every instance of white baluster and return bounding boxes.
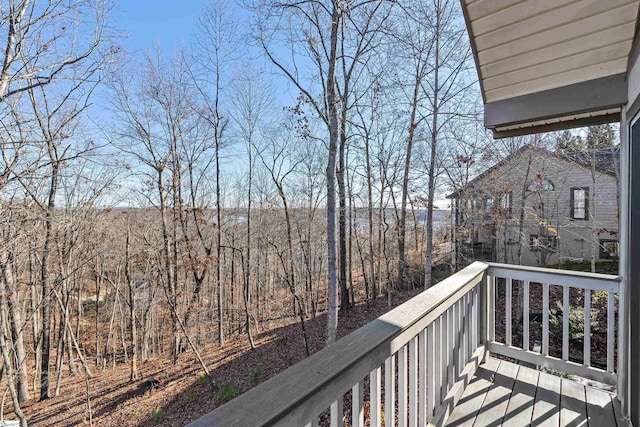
[523,281,530,351]
[427,323,435,422]
[418,329,427,427]
[330,398,343,427]
[563,285,569,361]
[584,289,591,367]
[370,367,381,427]
[352,380,364,427]
[385,355,395,427]
[409,337,418,427]
[398,345,407,427]
[506,278,512,346]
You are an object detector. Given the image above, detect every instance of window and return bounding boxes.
[570,187,589,220]
[500,192,512,217]
[530,234,558,252]
[486,198,494,209]
[541,179,555,191]
[599,240,619,260]
[527,179,555,192]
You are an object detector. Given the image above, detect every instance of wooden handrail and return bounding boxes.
[486,262,621,291]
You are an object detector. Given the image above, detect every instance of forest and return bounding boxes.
[0,0,620,425]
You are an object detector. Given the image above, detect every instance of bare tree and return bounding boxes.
[0,0,114,405]
[392,2,434,288]
[0,0,111,102]
[257,132,312,354]
[230,64,275,348]
[109,47,207,361]
[249,0,394,344]
[26,42,113,399]
[418,0,472,288]
[335,0,393,308]
[196,0,237,348]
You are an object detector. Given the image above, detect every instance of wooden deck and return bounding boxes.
[445,357,626,427]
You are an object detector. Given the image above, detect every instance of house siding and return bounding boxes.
[453,147,619,267]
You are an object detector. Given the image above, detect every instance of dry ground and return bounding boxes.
[19,288,422,427]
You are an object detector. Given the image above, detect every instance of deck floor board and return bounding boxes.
[472,361,518,427]
[444,357,624,427]
[502,361,538,425]
[444,358,498,427]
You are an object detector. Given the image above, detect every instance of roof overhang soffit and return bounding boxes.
[484,74,627,138]
[459,0,640,138]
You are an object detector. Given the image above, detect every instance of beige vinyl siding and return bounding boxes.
[460,148,618,266]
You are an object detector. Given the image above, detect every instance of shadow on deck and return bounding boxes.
[446,356,624,427]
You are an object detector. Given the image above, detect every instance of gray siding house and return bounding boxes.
[450,145,619,267]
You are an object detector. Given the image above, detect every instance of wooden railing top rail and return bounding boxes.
[486,262,621,292]
[188,262,488,427]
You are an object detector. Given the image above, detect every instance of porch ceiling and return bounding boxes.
[461,0,640,137]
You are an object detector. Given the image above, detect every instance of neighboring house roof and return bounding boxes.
[447,144,619,198]
[564,147,620,175]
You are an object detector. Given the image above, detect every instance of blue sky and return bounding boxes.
[111,1,289,100]
[114,1,210,52]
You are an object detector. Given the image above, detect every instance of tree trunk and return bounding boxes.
[125,228,138,381]
[39,161,59,401]
[325,3,341,345]
[216,138,224,348]
[0,288,28,427]
[245,131,256,348]
[1,256,29,401]
[399,70,421,289]
[425,14,440,290]
[337,83,350,310]
[364,136,376,299]
[348,189,357,306]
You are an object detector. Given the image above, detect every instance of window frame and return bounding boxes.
[570,187,589,220]
[527,179,555,192]
[501,191,513,217]
[486,197,494,209]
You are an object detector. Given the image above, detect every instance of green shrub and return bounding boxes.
[217,381,237,402]
[250,365,263,386]
[152,406,163,419]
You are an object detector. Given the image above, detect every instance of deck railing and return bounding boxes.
[189,262,488,427]
[188,262,622,427]
[485,263,622,387]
